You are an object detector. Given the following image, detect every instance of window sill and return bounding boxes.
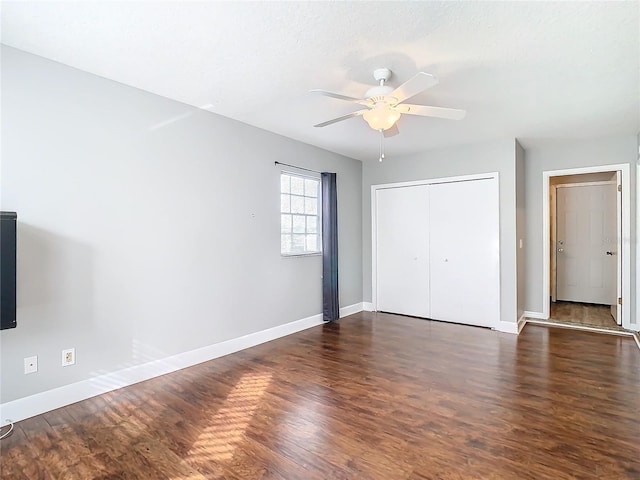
[281,252,322,258]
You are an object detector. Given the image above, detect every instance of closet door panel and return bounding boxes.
[429,179,500,327]
[376,185,430,318]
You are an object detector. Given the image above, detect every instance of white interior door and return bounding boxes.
[376,185,430,318]
[556,184,617,306]
[428,179,500,327]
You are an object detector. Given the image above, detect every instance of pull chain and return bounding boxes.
[378,129,385,162]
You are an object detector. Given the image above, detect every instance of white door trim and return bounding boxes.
[542,164,631,329]
[637,150,640,331]
[615,170,623,324]
[371,171,499,316]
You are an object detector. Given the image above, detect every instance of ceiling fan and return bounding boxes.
[311,68,466,137]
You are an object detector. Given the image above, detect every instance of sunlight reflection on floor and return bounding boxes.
[184,372,273,469]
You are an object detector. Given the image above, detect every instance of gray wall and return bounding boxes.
[0,47,362,403]
[362,139,519,325]
[515,141,526,321]
[523,136,637,325]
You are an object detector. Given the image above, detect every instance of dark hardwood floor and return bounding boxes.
[2,312,639,479]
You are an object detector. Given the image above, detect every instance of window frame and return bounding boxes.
[279,170,322,257]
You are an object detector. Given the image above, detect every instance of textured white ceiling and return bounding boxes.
[2,1,639,162]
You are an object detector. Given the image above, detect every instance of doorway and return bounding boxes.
[542,164,631,330]
[551,172,619,327]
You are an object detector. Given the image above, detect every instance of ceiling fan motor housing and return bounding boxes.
[365,86,394,100]
[373,68,392,83]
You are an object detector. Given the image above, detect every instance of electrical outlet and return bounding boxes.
[62,348,76,367]
[24,356,38,374]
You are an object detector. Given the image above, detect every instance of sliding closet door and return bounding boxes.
[376,185,430,318]
[429,179,500,327]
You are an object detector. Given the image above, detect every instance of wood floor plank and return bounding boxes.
[2,312,639,479]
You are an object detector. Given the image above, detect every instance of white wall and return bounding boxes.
[362,139,519,326]
[0,47,363,404]
[523,136,637,326]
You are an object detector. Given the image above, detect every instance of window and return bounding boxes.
[280,172,321,255]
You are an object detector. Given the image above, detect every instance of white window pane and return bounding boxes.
[281,234,291,253]
[280,174,290,194]
[280,194,290,213]
[305,179,318,197]
[304,197,318,215]
[291,176,304,195]
[307,216,318,233]
[281,214,292,233]
[306,234,318,251]
[292,215,305,233]
[280,174,322,255]
[292,234,306,252]
[291,195,304,213]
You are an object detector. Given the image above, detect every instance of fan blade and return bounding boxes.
[310,89,362,102]
[314,110,367,127]
[394,104,466,120]
[389,72,438,103]
[383,124,399,137]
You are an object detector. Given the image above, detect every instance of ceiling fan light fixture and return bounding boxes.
[312,68,465,135]
[363,105,401,131]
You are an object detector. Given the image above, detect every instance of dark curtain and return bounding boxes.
[321,172,339,322]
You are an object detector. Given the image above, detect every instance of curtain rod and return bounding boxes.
[274,161,333,175]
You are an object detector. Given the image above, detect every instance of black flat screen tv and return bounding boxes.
[1,212,17,330]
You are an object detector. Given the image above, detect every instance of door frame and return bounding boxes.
[371,171,500,318]
[542,164,631,329]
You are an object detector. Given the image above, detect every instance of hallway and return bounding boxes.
[549,301,624,332]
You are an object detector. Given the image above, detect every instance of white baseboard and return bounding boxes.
[339,302,364,318]
[526,318,634,336]
[524,310,548,320]
[0,312,327,427]
[526,320,640,353]
[496,320,519,334]
[362,302,374,312]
